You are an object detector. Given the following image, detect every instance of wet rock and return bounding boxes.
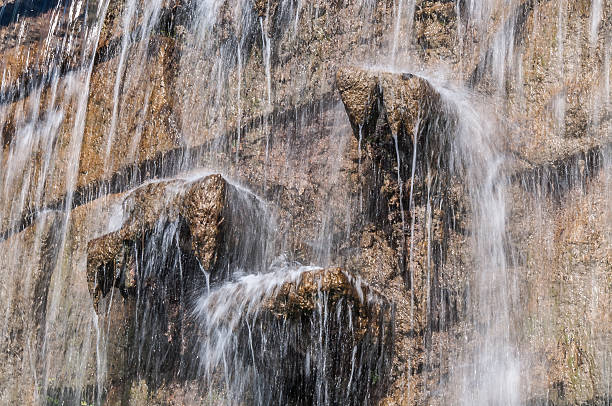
[259,268,394,405]
[379,71,441,139]
[336,66,380,134]
[0,0,610,404]
[508,168,612,405]
[200,267,395,405]
[0,212,62,404]
[87,174,226,310]
[336,66,441,142]
[84,174,229,401]
[265,267,388,337]
[79,35,182,188]
[180,174,227,270]
[253,0,280,18]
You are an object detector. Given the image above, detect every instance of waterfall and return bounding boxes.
[384,71,518,404]
[194,265,393,405]
[0,0,610,405]
[439,81,519,405]
[0,0,112,401]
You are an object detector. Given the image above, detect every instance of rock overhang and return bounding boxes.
[336,66,442,143]
[86,173,226,310]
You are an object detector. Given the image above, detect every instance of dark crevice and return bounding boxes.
[91,218,205,399]
[511,143,609,202]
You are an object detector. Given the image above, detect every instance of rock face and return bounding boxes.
[87,174,226,310]
[85,174,226,401]
[197,267,395,405]
[0,0,610,405]
[336,67,441,142]
[261,268,395,406]
[84,175,395,405]
[181,176,227,268]
[509,167,612,405]
[0,213,62,405]
[266,268,378,319]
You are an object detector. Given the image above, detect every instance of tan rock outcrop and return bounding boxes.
[87,174,226,310]
[336,66,441,141]
[265,267,390,339]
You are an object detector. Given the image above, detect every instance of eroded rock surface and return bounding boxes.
[83,174,229,403]
[0,0,610,404]
[87,174,226,310]
[337,66,441,142]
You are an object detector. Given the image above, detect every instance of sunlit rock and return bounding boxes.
[87,174,226,310]
[335,67,379,131]
[0,0,611,404]
[336,66,440,142]
[0,213,62,404]
[83,174,228,402]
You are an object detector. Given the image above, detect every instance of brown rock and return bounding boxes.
[336,66,380,130]
[253,0,279,18]
[87,174,226,310]
[265,267,389,340]
[336,66,441,141]
[222,267,395,405]
[379,71,440,140]
[180,174,226,270]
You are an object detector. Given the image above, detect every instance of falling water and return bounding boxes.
[0,0,114,401]
[194,265,393,405]
[104,0,137,163]
[390,0,415,64]
[358,125,363,212]
[0,0,610,405]
[391,0,405,63]
[590,0,602,45]
[416,74,519,405]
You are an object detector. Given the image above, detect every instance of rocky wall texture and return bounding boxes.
[0,0,610,405]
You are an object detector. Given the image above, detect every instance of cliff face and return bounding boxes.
[0,0,609,405]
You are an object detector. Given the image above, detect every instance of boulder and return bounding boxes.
[335,67,380,131]
[198,267,395,405]
[87,174,226,310]
[181,175,227,269]
[336,66,441,142]
[264,267,386,340]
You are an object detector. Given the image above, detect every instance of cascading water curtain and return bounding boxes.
[1,0,610,404]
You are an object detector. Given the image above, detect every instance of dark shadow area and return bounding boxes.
[89,218,206,403]
[229,293,395,405]
[45,385,97,406]
[0,0,64,29]
[512,143,609,202]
